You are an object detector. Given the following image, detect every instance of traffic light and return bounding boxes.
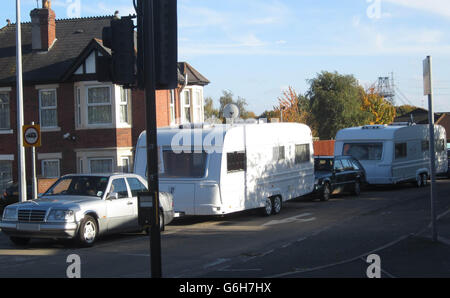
[99,16,136,87]
[153,0,178,90]
[136,0,178,90]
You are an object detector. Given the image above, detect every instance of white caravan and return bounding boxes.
[134,122,315,216]
[334,124,448,186]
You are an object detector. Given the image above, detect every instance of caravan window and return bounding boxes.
[343,143,383,160]
[227,152,247,173]
[295,144,311,164]
[437,139,446,153]
[160,150,208,178]
[395,143,407,159]
[273,146,285,161]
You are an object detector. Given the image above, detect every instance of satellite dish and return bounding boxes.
[223,104,240,120]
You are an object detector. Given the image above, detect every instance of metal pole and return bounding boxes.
[31,122,37,201]
[426,56,438,242]
[143,0,162,278]
[16,0,27,203]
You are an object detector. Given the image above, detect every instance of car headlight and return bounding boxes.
[47,209,75,222]
[2,207,18,221]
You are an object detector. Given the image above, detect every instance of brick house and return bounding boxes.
[0,1,210,193]
[394,108,450,145]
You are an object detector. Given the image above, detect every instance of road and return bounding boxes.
[0,180,449,278]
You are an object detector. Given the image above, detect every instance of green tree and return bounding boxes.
[306,71,368,140]
[219,90,254,119]
[395,105,418,117]
[204,97,219,119]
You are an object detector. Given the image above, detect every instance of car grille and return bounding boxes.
[18,209,47,222]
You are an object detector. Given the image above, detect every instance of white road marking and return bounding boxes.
[264,213,316,226]
[203,258,230,269]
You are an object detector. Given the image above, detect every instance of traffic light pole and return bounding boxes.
[142,0,162,278]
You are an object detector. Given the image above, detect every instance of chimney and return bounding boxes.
[30,0,56,51]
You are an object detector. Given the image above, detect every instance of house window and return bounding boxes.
[76,88,82,127]
[87,86,112,125]
[0,92,10,130]
[42,159,60,178]
[295,144,311,164]
[183,90,191,123]
[119,87,131,124]
[39,89,58,128]
[194,90,202,123]
[89,158,113,174]
[0,161,12,194]
[120,157,130,173]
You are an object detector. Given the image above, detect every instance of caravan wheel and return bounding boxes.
[261,198,273,217]
[272,196,282,215]
[416,174,424,188]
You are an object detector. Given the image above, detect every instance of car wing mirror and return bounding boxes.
[107,192,119,200]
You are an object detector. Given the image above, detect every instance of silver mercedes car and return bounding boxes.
[0,174,174,247]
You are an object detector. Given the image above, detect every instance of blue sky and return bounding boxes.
[3,0,450,114]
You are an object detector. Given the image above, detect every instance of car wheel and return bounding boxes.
[353,180,361,196]
[272,196,282,215]
[10,236,30,246]
[321,183,331,202]
[261,197,273,217]
[77,215,98,247]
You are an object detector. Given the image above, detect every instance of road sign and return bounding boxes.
[23,124,41,147]
[423,56,431,96]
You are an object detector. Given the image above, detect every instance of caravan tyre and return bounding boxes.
[416,175,424,188]
[261,198,273,217]
[272,196,282,215]
[422,174,428,187]
[320,183,331,202]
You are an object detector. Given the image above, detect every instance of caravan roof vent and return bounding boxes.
[362,125,387,130]
[179,123,211,130]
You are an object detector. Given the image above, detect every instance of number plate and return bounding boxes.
[17,223,40,232]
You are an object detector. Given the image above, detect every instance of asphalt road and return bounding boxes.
[0,179,449,278]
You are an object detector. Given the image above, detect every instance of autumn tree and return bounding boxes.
[360,87,396,125]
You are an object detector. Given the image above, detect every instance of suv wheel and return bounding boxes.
[321,183,331,202]
[353,180,361,196]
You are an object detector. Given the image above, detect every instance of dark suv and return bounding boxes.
[313,156,366,201]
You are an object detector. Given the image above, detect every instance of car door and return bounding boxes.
[106,178,135,232]
[333,159,346,193]
[341,159,356,190]
[126,177,148,230]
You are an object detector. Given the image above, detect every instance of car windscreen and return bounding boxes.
[314,158,334,171]
[343,143,383,161]
[44,176,109,198]
[159,150,208,179]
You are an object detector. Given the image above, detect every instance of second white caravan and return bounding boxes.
[134,122,315,216]
[334,124,448,186]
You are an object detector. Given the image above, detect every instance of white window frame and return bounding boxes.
[86,85,113,126]
[41,159,60,178]
[120,157,131,173]
[182,89,192,124]
[75,87,82,127]
[119,87,131,125]
[0,91,10,131]
[39,89,58,129]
